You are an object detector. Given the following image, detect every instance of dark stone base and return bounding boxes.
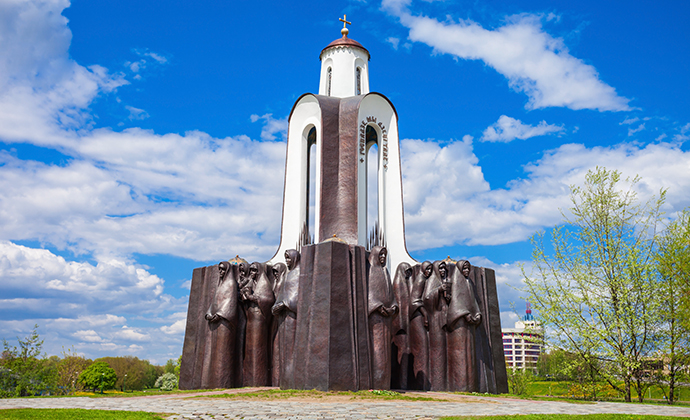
[288,241,371,390]
[179,245,508,393]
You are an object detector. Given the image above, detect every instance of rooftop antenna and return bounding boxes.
[525,302,534,321]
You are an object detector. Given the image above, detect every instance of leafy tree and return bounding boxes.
[537,349,603,400]
[78,362,117,392]
[0,325,57,396]
[145,363,164,389]
[96,356,158,391]
[154,372,178,391]
[57,348,92,392]
[174,355,181,379]
[506,367,532,396]
[523,167,666,402]
[655,209,690,404]
[164,359,176,375]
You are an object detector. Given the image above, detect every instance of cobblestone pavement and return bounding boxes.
[2,389,690,419]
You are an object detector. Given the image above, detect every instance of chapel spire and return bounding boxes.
[319,16,370,97]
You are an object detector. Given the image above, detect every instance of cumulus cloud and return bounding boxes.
[0,241,168,313]
[73,330,103,342]
[0,242,187,360]
[0,130,287,261]
[0,0,127,146]
[400,138,690,250]
[381,0,630,111]
[115,326,150,342]
[250,113,288,141]
[161,319,187,335]
[481,115,564,142]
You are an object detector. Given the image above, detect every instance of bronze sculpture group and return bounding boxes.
[186,247,490,392]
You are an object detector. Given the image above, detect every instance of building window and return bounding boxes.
[356,67,362,95]
[327,67,332,96]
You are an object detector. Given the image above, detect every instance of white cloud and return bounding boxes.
[400,138,690,250]
[125,49,169,75]
[673,123,690,142]
[620,117,639,125]
[126,105,150,120]
[386,36,400,50]
[0,241,170,313]
[0,0,127,146]
[250,113,288,141]
[0,128,287,261]
[73,330,103,342]
[481,115,564,142]
[115,326,150,342]
[138,50,168,65]
[382,2,630,111]
[628,123,645,137]
[161,319,186,335]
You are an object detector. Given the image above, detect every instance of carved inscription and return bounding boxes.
[359,116,389,170]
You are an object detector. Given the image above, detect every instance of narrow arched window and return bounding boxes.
[366,125,379,248]
[327,67,332,96]
[306,127,317,244]
[356,67,362,95]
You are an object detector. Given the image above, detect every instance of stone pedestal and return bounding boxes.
[288,240,372,391]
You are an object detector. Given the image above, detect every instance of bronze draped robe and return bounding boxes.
[201,263,239,389]
[423,261,448,391]
[367,246,397,389]
[446,261,482,392]
[272,249,301,388]
[242,262,275,386]
[409,261,431,390]
[391,262,412,389]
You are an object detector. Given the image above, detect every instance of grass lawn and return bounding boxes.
[525,382,690,403]
[53,388,219,398]
[0,409,166,420]
[442,415,686,420]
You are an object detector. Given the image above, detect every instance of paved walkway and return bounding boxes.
[2,388,690,419]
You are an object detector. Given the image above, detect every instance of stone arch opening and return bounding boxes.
[305,126,317,245]
[366,124,381,249]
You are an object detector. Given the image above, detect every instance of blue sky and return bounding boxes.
[1,0,688,364]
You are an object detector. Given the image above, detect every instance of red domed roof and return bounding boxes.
[320,36,370,60]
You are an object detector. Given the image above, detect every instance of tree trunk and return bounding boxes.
[636,377,644,403]
[624,377,631,402]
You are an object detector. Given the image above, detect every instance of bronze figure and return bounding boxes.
[367,246,398,389]
[241,262,275,386]
[409,261,431,390]
[272,249,301,388]
[446,260,482,392]
[423,260,449,391]
[391,261,412,389]
[200,261,239,389]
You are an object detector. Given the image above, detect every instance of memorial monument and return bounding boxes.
[179,16,508,393]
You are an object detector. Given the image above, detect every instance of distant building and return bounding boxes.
[502,303,543,371]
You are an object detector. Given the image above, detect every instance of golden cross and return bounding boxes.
[339,14,351,29]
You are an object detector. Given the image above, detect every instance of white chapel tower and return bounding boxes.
[270,16,415,272]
